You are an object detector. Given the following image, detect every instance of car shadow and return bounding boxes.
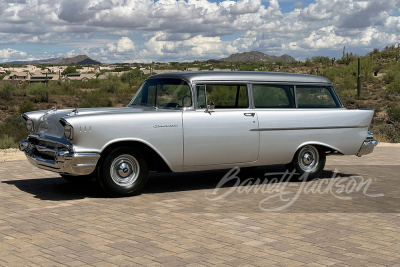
[3,165,355,201]
[2,177,105,201]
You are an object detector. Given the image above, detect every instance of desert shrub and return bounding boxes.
[0,85,13,100]
[79,91,113,108]
[321,57,373,94]
[0,135,17,149]
[70,80,101,89]
[373,65,383,73]
[386,77,400,93]
[121,69,143,84]
[312,56,330,64]
[387,106,400,123]
[0,115,27,149]
[383,62,400,84]
[25,83,50,102]
[371,122,400,143]
[338,89,357,99]
[19,100,36,114]
[304,58,312,67]
[100,74,127,94]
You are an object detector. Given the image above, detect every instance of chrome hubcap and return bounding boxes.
[298,146,319,172]
[302,152,313,165]
[110,154,140,187]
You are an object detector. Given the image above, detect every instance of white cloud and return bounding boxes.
[230,0,261,15]
[0,48,27,59]
[0,0,399,62]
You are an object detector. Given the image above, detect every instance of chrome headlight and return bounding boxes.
[26,119,34,132]
[64,124,74,140]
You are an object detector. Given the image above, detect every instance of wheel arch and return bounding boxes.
[100,139,173,173]
[295,141,344,155]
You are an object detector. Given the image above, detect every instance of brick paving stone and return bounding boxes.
[0,146,399,266]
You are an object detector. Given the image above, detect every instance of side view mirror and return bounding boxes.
[204,101,215,114]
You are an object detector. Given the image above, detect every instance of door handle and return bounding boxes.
[244,113,255,117]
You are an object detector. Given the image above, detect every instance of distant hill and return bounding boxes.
[5,57,64,65]
[59,55,101,65]
[5,55,101,65]
[220,51,296,63]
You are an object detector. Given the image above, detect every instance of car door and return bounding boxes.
[183,83,259,167]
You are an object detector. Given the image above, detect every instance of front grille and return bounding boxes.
[27,136,70,161]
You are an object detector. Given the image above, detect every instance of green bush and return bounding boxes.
[121,69,143,83]
[312,56,330,64]
[321,57,373,94]
[100,74,128,93]
[386,77,400,93]
[79,92,113,108]
[19,100,36,114]
[383,62,400,84]
[304,58,312,67]
[0,115,27,149]
[0,85,12,100]
[0,134,17,149]
[387,106,400,122]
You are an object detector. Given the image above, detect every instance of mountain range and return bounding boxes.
[219,51,297,63]
[6,55,101,65]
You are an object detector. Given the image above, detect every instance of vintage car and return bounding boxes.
[19,71,378,197]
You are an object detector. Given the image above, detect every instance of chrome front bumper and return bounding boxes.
[357,131,378,157]
[19,137,100,176]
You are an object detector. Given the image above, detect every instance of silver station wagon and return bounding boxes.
[19,71,378,197]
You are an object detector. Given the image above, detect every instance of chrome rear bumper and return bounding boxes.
[19,137,100,176]
[357,131,378,157]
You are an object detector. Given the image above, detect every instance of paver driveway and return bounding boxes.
[0,147,399,266]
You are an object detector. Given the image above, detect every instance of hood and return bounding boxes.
[29,106,159,138]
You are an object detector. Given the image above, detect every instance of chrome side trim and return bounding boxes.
[249,125,368,131]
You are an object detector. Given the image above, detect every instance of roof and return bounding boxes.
[148,71,332,85]
[9,72,28,77]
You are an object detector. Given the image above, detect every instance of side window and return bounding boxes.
[197,84,248,109]
[157,83,192,107]
[253,85,294,108]
[296,86,340,108]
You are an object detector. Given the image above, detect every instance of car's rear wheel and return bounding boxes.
[286,145,326,180]
[97,147,149,197]
[60,174,95,183]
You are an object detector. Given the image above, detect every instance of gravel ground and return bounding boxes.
[1,142,399,162]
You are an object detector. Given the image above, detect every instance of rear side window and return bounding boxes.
[296,86,341,108]
[253,84,295,108]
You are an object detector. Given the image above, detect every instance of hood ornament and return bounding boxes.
[45,106,57,115]
[68,108,79,116]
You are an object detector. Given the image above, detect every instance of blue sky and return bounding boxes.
[1,0,400,63]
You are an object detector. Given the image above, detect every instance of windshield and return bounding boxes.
[129,78,192,109]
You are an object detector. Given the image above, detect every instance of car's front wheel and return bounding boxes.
[98,147,149,197]
[286,145,326,180]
